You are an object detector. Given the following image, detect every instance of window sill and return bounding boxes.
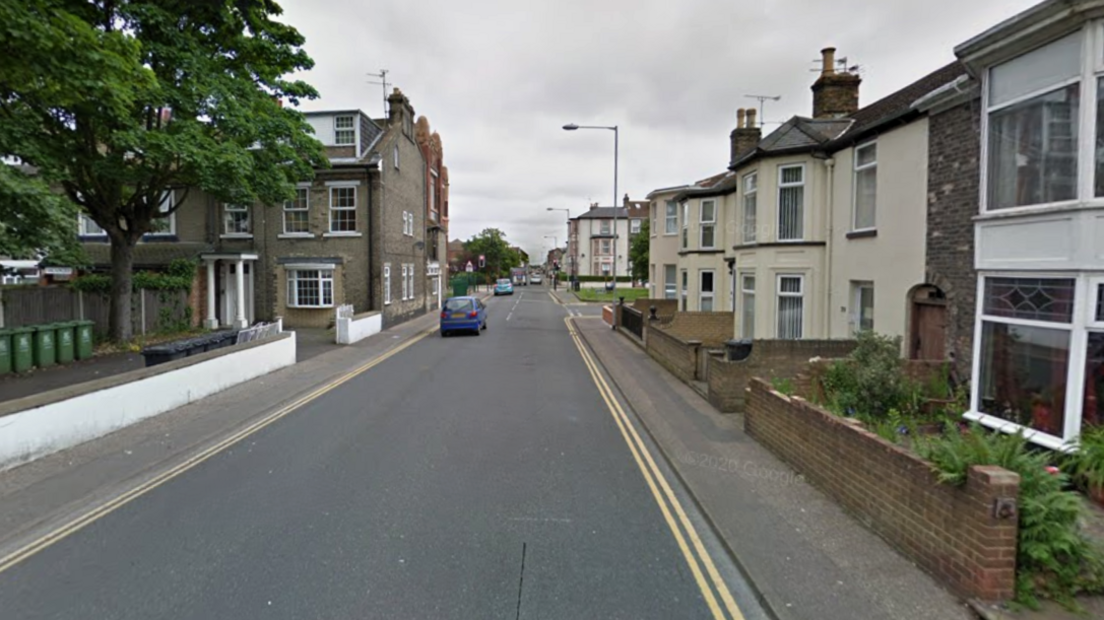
[220,234,253,240]
[846,229,877,240]
[278,233,315,239]
[974,199,1094,221]
[323,232,362,238]
[287,305,335,310]
[962,411,1070,451]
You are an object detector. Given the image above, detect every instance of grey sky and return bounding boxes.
[280,0,1038,261]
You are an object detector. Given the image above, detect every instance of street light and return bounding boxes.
[562,123,619,300]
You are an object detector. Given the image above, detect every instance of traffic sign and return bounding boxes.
[465,261,473,272]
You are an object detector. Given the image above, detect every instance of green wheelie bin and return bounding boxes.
[11,327,34,373]
[33,324,58,368]
[75,320,95,360]
[55,321,76,364]
[0,329,11,376]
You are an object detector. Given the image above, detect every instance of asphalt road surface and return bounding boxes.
[0,287,766,620]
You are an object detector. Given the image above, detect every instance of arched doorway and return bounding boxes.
[909,284,947,360]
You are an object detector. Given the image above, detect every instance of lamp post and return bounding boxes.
[563,123,618,299]
[547,207,573,283]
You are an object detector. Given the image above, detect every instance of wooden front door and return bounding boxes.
[911,302,946,360]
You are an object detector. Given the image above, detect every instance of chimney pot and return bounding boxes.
[746,108,757,128]
[821,47,836,76]
[736,108,746,129]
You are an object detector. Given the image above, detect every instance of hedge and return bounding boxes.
[70,258,197,293]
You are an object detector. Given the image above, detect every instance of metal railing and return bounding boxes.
[235,321,282,345]
[621,305,644,339]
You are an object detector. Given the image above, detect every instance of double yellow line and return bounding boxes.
[0,327,436,576]
[565,317,745,620]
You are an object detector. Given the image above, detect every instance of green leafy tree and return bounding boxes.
[465,228,520,280]
[0,164,83,264]
[0,0,326,340]
[630,218,649,283]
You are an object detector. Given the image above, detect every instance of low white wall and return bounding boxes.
[336,312,382,345]
[0,332,297,472]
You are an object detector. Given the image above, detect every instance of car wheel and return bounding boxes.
[482,321,487,330]
[474,327,481,336]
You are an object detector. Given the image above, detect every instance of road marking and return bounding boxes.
[565,317,745,620]
[0,326,437,576]
[548,291,564,306]
[507,292,524,321]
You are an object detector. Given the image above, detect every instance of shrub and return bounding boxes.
[916,424,1104,607]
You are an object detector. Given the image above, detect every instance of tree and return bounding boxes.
[0,164,82,264]
[465,228,520,280]
[630,218,649,283]
[0,0,326,340]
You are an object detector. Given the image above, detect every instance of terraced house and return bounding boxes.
[76,87,442,330]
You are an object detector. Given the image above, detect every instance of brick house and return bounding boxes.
[948,0,1104,448]
[77,87,437,331]
[415,115,449,309]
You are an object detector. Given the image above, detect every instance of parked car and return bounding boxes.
[529,273,543,285]
[494,278,514,296]
[440,296,487,336]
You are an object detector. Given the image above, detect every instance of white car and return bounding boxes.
[529,274,543,285]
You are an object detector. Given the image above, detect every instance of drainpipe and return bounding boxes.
[823,157,835,339]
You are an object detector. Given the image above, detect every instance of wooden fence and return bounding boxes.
[0,287,191,338]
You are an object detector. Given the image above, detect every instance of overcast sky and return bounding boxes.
[279,0,1039,261]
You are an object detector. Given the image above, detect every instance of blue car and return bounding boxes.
[494,278,514,296]
[440,296,487,336]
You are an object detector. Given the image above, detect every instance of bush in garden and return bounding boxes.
[916,424,1104,608]
[820,330,913,419]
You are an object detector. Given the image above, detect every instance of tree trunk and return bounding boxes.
[109,236,136,342]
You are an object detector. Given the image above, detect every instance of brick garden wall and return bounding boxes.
[745,379,1019,601]
[707,339,858,412]
[645,326,698,384]
[926,96,980,373]
[661,312,733,348]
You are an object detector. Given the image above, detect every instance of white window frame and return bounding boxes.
[407,264,415,300]
[699,269,716,312]
[79,214,106,237]
[282,186,311,236]
[328,185,357,234]
[852,281,875,333]
[630,218,641,234]
[600,220,611,235]
[286,268,335,308]
[680,201,689,249]
[741,274,756,339]
[664,264,677,300]
[429,170,438,221]
[1090,276,1104,328]
[401,264,409,300]
[979,26,1097,214]
[967,273,1087,449]
[334,115,355,146]
[680,269,688,311]
[742,172,757,243]
[665,201,678,235]
[650,203,658,237]
[777,164,805,242]
[393,144,400,169]
[222,203,251,237]
[384,264,392,305]
[699,199,717,249]
[852,142,877,231]
[145,191,177,236]
[776,274,805,339]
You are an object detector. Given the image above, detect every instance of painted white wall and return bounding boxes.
[575,213,631,278]
[649,191,683,298]
[336,312,383,344]
[828,119,929,342]
[0,333,297,472]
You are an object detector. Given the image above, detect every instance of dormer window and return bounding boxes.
[334,115,355,146]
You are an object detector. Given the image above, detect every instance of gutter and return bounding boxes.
[824,157,835,339]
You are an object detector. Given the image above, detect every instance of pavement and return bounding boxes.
[0,285,768,619]
[571,318,976,620]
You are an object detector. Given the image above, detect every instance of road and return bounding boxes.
[0,287,766,620]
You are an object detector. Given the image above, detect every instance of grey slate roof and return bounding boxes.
[575,207,629,220]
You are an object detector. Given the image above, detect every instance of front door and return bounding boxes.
[220,262,255,326]
[911,302,946,360]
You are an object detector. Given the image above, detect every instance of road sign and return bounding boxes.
[465,261,473,272]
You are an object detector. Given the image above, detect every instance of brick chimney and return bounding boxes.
[811,47,860,119]
[729,108,761,166]
[387,87,414,126]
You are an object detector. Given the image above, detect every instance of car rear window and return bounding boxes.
[445,298,473,311]
[498,279,511,285]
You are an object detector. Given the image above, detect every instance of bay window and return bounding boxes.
[741,275,756,338]
[664,264,677,300]
[680,201,689,249]
[699,270,715,312]
[287,269,334,308]
[777,275,804,339]
[742,173,757,243]
[778,165,804,241]
[665,201,677,234]
[700,200,716,249]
